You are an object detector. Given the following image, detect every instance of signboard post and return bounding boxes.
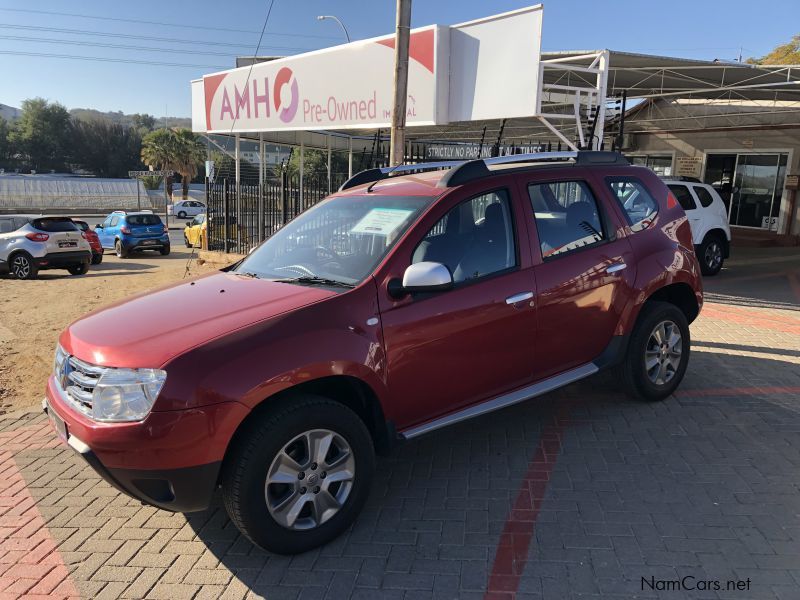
[129,170,174,225]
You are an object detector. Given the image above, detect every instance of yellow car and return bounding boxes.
[183,213,206,248]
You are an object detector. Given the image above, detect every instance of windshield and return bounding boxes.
[234,194,435,286]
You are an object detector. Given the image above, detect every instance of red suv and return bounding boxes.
[45,151,702,554]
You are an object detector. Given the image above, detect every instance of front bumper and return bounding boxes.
[44,376,249,512]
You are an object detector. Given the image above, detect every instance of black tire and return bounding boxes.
[115,240,128,258]
[178,211,187,219]
[10,252,37,280]
[618,301,690,401]
[67,263,89,276]
[159,245,171,256]
[698,234,724,276]
[91,253,103,265]
[184,235,191,248]
[222,395,375,554]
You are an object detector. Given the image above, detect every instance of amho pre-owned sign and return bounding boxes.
[201,27,445,133]
[193,5,543,133]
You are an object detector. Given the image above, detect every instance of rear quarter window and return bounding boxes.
[32,218,79,233]
[667,185,696,211]
[693,186,715,208]
[606,177,659,232]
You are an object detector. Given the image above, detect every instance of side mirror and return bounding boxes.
[95,224,103,229]
[393,262,453,298]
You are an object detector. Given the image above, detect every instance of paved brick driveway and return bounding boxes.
[2,247,800,600]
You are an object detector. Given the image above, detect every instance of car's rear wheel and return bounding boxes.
[67,263,89,276]
[10,253,37,280]
[698,235,724,276]
[619,301,690,401]
[115,240,128,258]
[222,395,374,554]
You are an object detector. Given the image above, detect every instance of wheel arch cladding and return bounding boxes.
[223,375,393,469]
[645,282,700,324]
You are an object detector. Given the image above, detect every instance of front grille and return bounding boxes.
[54,346,108,416]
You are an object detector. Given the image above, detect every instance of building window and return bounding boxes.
[628,155,673,177]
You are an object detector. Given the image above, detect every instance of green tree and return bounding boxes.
[131,113,157,133]
[286,148,348,180]
[172,129,206,199]
[69,119,143,178]
[8,98,71,172]
[748,34,800,65]
[140,175,163,190]
[0,117,11,167]
[141,128,178,198]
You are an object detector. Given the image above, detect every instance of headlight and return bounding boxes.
[92,368,166,422]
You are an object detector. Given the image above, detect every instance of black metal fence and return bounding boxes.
[206,171,348,254]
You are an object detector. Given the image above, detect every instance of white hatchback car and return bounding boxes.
[168,200,206,219]
[663,178,731,276]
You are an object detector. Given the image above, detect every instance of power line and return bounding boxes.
[0,49,228,69]
[0,23,311,50]
[0,34,310,56]
[0,7,340,40]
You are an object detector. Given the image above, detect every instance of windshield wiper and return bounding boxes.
[272,276,355,289]
[233,270,260,278]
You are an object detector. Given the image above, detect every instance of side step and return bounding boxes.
[399,363,598,439]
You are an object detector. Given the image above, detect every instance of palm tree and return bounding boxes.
[172,129,206,200]
[140,129,177,199]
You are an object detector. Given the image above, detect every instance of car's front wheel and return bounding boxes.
[619,301,690,401]
[159,245,171,256]
[178,211,187,219]
[222,395,374,554]
[184,235,191,248]
[91,253,103,265]
[10,253,37,280]
[698,235,724,276]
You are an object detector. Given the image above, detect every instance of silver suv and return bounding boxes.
[0,215,92,279]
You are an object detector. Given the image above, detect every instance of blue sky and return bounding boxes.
[1,0,798,118]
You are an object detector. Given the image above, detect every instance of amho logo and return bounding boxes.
[274,67,299,123]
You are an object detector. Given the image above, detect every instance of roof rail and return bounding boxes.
[339,151,628,192]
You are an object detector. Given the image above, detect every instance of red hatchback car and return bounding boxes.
[45,151,702,554]
[72,219,103,265]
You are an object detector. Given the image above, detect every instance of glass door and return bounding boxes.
[730,154,787,229]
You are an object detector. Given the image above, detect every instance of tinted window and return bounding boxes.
[693,186,715,208]
[73,221,89,232]
[32,218,79,233]
[607,178,659,232]
[667,185,696,211]
[0,218,15,234]
[528,180,605,258]
[127,214,162,226]
[413,190,515,282]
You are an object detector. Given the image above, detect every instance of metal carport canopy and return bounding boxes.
[226,50,800,147]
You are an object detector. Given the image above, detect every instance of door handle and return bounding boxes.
[505,291,534,305]
[606,262,627,274]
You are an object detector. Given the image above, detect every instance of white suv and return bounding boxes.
[664,179,731,276]
[0,215,92,279]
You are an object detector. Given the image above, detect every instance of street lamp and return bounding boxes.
[316,15,351,43]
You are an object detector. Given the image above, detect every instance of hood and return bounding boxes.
[61,272,337,368]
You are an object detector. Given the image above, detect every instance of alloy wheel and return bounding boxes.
[11,255,31,278]
[645,320,682,386]
[265,429,355,531]
[704,241,722,271]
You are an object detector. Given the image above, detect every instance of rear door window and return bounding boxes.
[31,218,79,233]
[527,180,606,259]
[692,186,715,208]
[667,185,697,211]
[606,177,659,232]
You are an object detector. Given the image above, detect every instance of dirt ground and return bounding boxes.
[0,247,220,415]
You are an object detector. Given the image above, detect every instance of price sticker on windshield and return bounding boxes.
[350,208,414,236]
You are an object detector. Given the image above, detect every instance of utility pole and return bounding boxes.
[389,0,412,166]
